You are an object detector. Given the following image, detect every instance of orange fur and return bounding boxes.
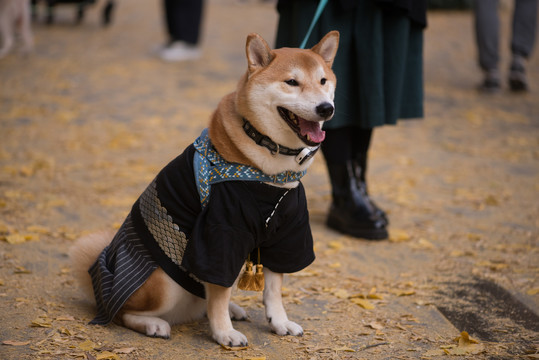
[69,231,114,302]
[120,267,168,314]
[208,93,254,166]
[209,32,339,176]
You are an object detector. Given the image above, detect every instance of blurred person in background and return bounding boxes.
[158,0,205,62]
[474,0,538,92]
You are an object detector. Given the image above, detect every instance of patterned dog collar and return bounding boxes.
[193,128,306,208]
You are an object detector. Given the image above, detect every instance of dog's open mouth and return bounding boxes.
[277,107,325,146]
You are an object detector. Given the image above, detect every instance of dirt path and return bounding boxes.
[1,1,538,359]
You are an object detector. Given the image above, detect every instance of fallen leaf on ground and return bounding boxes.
[526,287,539,295]
[220,344,249,351]
[26,225,52,234]
[334,346,355,352]
[31,319,52,328]
[389,229,411,242]
[467,233,481,241]
[328,240,343,250]
[455,331,478,345]
[332,289,349,299]
[58,327,72,336]
[5,234,27,244]
[2,340,30,346]
[350,298,375,310]
[366,322,384,330]
[14,266,32,274]
[0,223,9,234]
[413,238,435,250]
[422,348,446,357]
[448,331,484,355]
[96,351,120,360]
[401,314,419,323]
[113,347,136,354]
[476,260,508,271]
[484,195,499,206]
[425,331,484,357]
[450,250,476,257]
[397,290,416,296]
[79,340,97,351]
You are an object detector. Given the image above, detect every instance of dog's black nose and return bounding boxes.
[316,102,334,118]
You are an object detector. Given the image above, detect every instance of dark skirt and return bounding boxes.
[88,214,158,325]
[276,0,424,129]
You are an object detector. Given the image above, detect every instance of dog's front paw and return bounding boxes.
[270,320,303,337]
[213,329,248,347]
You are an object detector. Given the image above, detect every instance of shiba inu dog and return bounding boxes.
[69,31,339,347]
[0,0,33,58]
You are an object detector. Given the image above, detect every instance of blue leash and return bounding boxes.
[299,0,329,49]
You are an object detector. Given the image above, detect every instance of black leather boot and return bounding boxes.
[326,161,388,240]
[352,154,388,225]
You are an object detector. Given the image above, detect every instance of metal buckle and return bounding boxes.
[295,146,319,165]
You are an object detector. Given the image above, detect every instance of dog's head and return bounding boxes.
[236,31,339,151]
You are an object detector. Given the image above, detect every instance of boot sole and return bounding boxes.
[326,217,388,241]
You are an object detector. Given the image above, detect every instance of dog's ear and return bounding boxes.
[246,33,273,73]
[311,30,339,68]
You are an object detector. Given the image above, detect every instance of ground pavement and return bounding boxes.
[0,1,538,359]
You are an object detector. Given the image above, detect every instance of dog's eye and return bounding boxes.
[321,78,327,85]
[285,79,299,86]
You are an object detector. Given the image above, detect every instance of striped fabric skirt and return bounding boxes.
[88,214,158,325]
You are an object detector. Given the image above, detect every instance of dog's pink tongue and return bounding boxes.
[299,118,325,143]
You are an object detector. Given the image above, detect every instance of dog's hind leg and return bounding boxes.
[118,267,206,339]
[206,283,248,347]
[262,268,303,336]
[229,301,247,321]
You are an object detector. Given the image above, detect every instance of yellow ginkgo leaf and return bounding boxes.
[350,298,375,310]
[78,339,97,351]
[328,240,343,250]
[526,287,539,295]
[96,351,120,360]
[333,289,349,299]
[455,331,478,346]
[389,229,410,242]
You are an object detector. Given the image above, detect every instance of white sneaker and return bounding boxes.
[159,41,201,62]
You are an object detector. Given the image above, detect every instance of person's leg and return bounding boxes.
[351,128,388,224]
[159,0,204,61]
[163,0,178,44]
[509,0,538,91]
[175,0,204,45]
[474,0,501,91]
[322,127,387,240]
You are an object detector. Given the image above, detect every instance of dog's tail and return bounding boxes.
[68,231,114,302]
